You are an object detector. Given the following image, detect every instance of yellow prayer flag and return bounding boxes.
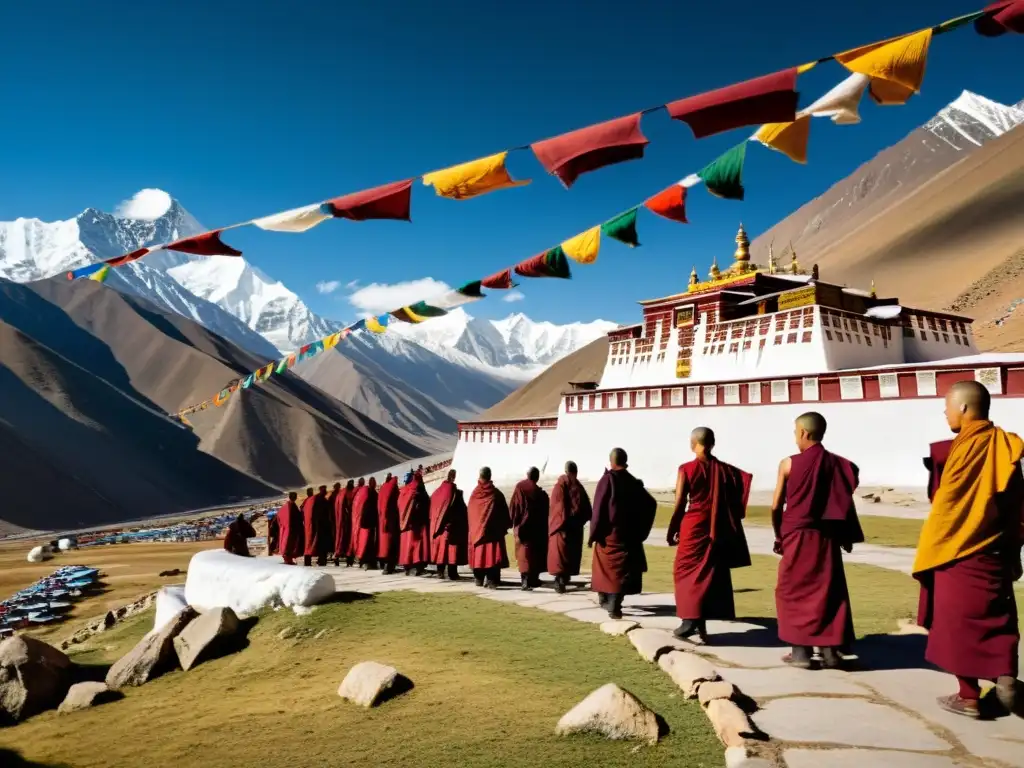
[755,116,811,164]
[796,61,818,74]
[323,332,342,350]
[835,28,932,106]
[365,316,388,334]
[422,151,530,201]
[560,225,602,265]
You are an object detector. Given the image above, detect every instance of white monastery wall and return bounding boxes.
[450,427,557,486]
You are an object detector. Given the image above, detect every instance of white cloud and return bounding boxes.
[115,188,173,220]
[502,290,525,303]
[345,279,360,290]
[315,280,341,294]
[347,278,451,315]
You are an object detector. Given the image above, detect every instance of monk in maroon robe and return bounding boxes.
[223,514,257,557]
[346,478,366,564]
[771,412,863,669]
[590,448,657,619]
[327,482,341,557]
[510,467,550,590]
[303,485,332,567]
[913,381,1022,718]
[267,512,280,556]
[276,492,303,564]
[333,479,355,567]
[548,461,592,593]
[467,466,511,588]
[352,477,378,569]
[429,470,469,580]
[668,427,752,641]
[377,473,400,574]
[923,439,954,502]
[398,472,431,575]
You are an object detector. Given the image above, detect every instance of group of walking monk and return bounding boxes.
[261,379,1020,720]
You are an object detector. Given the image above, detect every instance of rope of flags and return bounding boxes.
[172,2,1023,419]
[71,2,1021,286]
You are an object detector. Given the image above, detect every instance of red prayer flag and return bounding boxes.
[324,179,414,221]
[975,0,1024,35]
[167,230,242,257]
[644,184,688,224]
[105,247,151,268]
[531,113,649,189]
[481,268,514,289]
[666,68,799,139]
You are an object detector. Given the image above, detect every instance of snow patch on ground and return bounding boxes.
[152,585,188,634]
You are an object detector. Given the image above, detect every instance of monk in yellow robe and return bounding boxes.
[914,380,1023,718]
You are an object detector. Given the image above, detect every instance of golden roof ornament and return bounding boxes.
[870,279,877,298]
[709,256,721,281]
[733,222,751,271]
[789,242,800,275]
[689,265,699,287]
[768,241,777,275]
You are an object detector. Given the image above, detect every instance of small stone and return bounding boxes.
[600,620,639,636]
[706,699,756,748]
[173,606,240,671]
[337,661,411,707]
[106,606,197,689]
[277,626,296,640]
[555,683,661,744]
[314,629,329,640]
[628,628,692,663]
[58,682,123,715]
[0,636,74,723]
[657,650,719,697]
[697,680,736,706]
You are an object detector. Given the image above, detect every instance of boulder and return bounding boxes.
[337,661,411,707]
[707,699,756,747]
[555,683,661,744]
[173,606,240,671]
[0,635,74,723]
[26,545,54,563]
[657,650,720,697]
[105,606,197,689]
[697,680,737,706]
[57,537,77,551]
[58,682,123,715]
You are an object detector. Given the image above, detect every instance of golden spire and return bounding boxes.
[870,279,877,298]
[689,265,699,287]
[733,222,751,270]
[768,241,777,275]
[789,241,800,275]
[709,257,721,281]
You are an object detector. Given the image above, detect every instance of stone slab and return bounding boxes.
[537,599,601,614]
[752,697,950,751]
[633,616,682,631]
[691,644,791,669]
[784,749,960,768]
[719,667,869,698]
[600,620,639,636]
[565,608,617,624]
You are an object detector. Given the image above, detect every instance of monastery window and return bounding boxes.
[635,391,646,408]
[703,385,718,405]
[802,312,813,328]
[919,330,927,341]
[825,330,833,341]
[840,376,864,400]
[801,331,812,343]
[514,431,519,444]
[860,321,868,335]
[942,333,950,343]
[774,335,783,346]
[729,342,740,354]
[916,370,937,397]
[842,317,850,330]
[617,393,625,409]
[671,388,684,406]
[748,382,762,404]
[954,335,962,345]
[771,380,789,403]
[786,333,798,344]
[788,315,800,331]
[855,335,861,344]
[932,332,940,341]
[759,339,767,350]
[489,431,494,443]
[872,325,880,336]
[743,340,752,350]
[865,336,872,346]
[650,390,662,407]
[939,319,948,332]
[505,431,511,443]
[687,386,701,406]
[821,314,830,327]
[745,324,755,338]
[903,325,915,339]
[717,344,726,354]
[759,318,771,334]
[879,373,900,398]
[533,429,539,443]
[883,337,888,348]
[703,346,709,356]
[927,317,937,331]
[846,333,853,343]
[723,383,740,405]
[802,377,820,401]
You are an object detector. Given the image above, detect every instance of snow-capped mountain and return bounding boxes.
[923,91,1024,151]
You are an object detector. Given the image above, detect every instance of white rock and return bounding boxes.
[26,545,54,563]
[58,682,122,714]
[555,683,661,744]
[657,650,719,697]
[106,607,197,689]
[696,680,736,706]
[57,537,76,551]
[600,620,639,636]
[337,661,410,707]
[0,636,73,722]
[706,699,756,748]
[152,586,188,634]
[173,606,240,671]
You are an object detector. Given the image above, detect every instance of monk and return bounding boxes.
[267,511,280,556]
[510,467,550,590]
[327,481,342,558]
[346,478,366,566]
[223,514,257,557]
[429,470,469,580]
[668,427,752,641]
[377,472,400,574]
[398,472,431,576]
[303,485,332,567]
[914,380,1022,718]
[467,466,511,588]
[276,492,303,564]
[352,477,378,569]
[333,479,355,567]
[771,412,863,669]
[590,448,657,620]
[548,461,592,593]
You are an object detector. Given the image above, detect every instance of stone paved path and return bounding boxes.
[317,564,1024,767]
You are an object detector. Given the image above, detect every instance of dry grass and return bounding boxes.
[1,593,721,768]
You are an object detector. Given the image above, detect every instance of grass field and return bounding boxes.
[1,593,722,768]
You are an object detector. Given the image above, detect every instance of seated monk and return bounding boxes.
[771,412,863,669]
[590,448,657,620]
[429,470,468,580]
[510,467,550,591]
[668,427,752,642]
[914,380,1022,718]
[548,461,592,594]
[223,514,257,557]
[467,466,511,588]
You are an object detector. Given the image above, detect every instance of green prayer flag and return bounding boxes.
[544,246,572,279]
[408,301,448,318]
[698,142,747,201]
[456,280,484,298]
[601,208,640,247]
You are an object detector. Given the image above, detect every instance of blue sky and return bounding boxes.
[1,0,1020,326]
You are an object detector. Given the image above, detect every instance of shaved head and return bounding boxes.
[479,466,492,482]
[796,412,827,441]
[527,466,540,482]
[609,447,628,468]
[565,460,578,476]
[447,469,456,482]
[945,379,991,432]
[690,427,715,449]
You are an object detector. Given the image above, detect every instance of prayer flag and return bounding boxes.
[105,247,153,268]
[323,331,343,350]
[275,353,297,374]
[754,116,811,164]
[644,182,689,224]
[698,143,747,201]
[431,283,485,310]
[600,208,640,247]
[255,363,275,381]
[241,373,255,388]
[422,151,530,200]
[67,262,107,280]
[835,29,932,106]
[531,113,649,189]
[390,306,429,324]
[561,226,602,265]
[213,388,231,407]
[349,319,366,333]
[975,0,1024,36]
[251,203,331,233]
[322,180,414,221]
[667,68,800,138]
[798,73,870,125]
[167,231,242,257]
[365,315,390,333]
[482,269,515,290]
[407,301,447,318]
[88,265,111,283]
[514,247,572,279]
[297,343,312,360]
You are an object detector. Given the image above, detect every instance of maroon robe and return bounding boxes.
[276,501,303,560]
[334,485,354,557]
[303,491,332,558]
[377,478,400,562]
[670,457,752,620]
[346,481,365,557]
[398,477,431,567]
[510,479,550,574]
[267,514,280,555]
[352,479,378,562]
[923,439,954,503]
[429,481,469,566]
[467,480,511,569]
[223,518,257,557]
[775,443,863,648]
[589,468,657,595]
[548,475,592,577]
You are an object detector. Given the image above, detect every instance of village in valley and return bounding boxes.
[2,2,1024,767]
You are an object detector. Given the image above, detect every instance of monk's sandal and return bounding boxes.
[937,694,980,719]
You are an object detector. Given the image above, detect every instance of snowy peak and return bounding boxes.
[924,90,1024,151]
